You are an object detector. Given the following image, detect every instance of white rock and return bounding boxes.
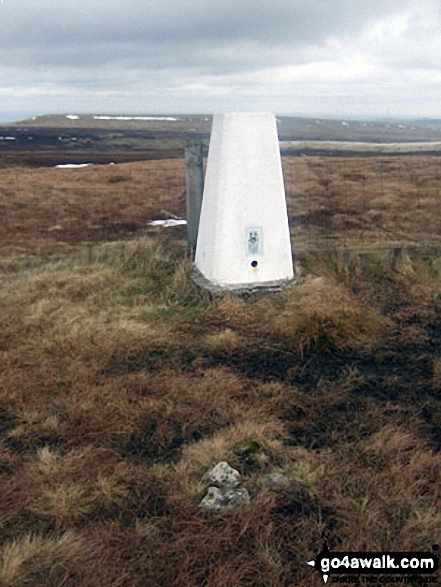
[199,461,250,511]
[205,461,242,488]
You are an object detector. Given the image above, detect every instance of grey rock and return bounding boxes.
[200,486,224,511]
[199,461,250,511]
[205,461,242,488]
[261,473,291,492]
[199,486,250,511]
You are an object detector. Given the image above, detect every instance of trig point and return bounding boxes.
[193,112,294,293]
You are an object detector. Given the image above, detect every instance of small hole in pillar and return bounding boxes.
[251,260,258,268]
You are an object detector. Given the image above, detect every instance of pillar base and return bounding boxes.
[191,265,295,296]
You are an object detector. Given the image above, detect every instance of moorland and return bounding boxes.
[3,113,441,167]
[0,115,440,586]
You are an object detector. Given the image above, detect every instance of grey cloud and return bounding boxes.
[0,0,439,119]
[1,0,415,70]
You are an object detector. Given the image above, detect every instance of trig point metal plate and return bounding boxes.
[247,227,263,255]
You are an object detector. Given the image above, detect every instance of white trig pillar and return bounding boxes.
[194,112,293,292]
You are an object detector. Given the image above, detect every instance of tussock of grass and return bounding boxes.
[214,274,389,358]
[175,417,290,495]
[0,531,92,587]
[31,482,97,526]
[202,328,244,353]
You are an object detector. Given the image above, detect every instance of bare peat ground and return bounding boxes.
[0,155,440,586]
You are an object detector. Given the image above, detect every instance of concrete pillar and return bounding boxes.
[194,112,293,292]
[185,140,204,255]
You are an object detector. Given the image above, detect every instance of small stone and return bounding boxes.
[223,487,250,507]
[199,486,250,511]
[261,473,291,492]
[199,461,250,511]
[205,461,242,488]
[199,487,224,511]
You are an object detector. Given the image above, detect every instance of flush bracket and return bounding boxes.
[246,227,263,256]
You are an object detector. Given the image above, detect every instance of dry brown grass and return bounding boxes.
[0,155,440,586]
[0,531,95,587]
[0,159,186,250]
[283,155,441,251]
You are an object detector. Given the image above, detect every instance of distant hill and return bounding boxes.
[2,113,441,167]
[6,112,441,142]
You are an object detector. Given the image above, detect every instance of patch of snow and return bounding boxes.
[55,163,93,169]
[0,136,16,140]
[94,116,178,121]
[341,121,349,127]
[149,218,187,227]
[66,115,79,120]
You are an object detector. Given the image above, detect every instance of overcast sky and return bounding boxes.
[0,0,440,121]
